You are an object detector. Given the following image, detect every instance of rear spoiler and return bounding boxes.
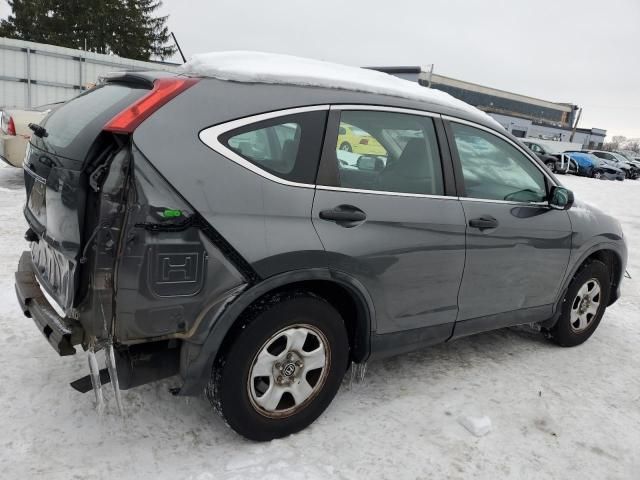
[101,70,180,88]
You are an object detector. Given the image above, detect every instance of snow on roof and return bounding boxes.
[181,51,503,130]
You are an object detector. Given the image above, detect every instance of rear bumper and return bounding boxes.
[15,251,82,356]
[0,135,28,167]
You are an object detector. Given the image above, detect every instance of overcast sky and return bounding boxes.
[2,0,639,138]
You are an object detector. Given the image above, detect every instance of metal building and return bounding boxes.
[0,37,179,109]
[370,66,606,148]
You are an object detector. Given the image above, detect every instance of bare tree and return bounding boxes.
[625,141,640,153]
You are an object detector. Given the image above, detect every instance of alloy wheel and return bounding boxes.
[570,278,601,332]
[248,324,330,418]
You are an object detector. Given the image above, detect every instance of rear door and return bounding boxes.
[445,119,572,336]
[312,106,466,337]
[22,82,150,314]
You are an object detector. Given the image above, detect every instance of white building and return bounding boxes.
[371,66,606,149]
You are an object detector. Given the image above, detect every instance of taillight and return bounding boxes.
[359,138,369,145]
[7,116,16,136]
[104,77,199,134]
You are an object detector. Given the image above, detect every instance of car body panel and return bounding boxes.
[0,134,28,167]
[457,200,572,320]
[312,189,466,334]
[565,200,627,282]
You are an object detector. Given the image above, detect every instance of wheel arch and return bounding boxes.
[178,268,374,396]
[543,244,625,329]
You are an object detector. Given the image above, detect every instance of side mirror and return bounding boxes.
[549,186,574,210]
[357,155,384,171]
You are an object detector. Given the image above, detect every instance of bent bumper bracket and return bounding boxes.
[15,251,83,356]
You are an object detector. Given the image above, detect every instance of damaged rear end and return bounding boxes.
[15,72,248,405]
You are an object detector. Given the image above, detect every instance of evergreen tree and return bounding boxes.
[0,0,177,60]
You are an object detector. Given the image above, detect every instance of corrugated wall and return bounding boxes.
[0,37,180,109]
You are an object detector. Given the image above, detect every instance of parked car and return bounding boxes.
[337,122,387,156]
[615,151,640,171]
[0,107,48,167]
[521,139,560,172]
[584,150,638,179]
[564,152,625,180]
[15,57,627,441]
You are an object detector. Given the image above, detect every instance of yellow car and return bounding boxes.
[337,123,387,156]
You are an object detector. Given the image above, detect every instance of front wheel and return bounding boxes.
[547,260,610,347]
[545,161,556,173]
[339,142,352,152]
[207,291,349,441]
[592,169,604,180]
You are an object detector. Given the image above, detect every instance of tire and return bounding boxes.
[339,142,352,152]
[545,161,556,173]
[592,169,603,180]
[547,260,610,347]
[207,291,349,441]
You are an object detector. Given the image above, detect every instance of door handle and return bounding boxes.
[319,205,367,227]
[468,216,498,230]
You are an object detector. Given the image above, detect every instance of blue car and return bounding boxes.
[565,152,624,180]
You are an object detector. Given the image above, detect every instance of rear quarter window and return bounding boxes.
[217,110,327,184]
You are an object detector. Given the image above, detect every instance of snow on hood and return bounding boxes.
[181,51,503,130]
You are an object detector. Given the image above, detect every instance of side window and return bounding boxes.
[451,123,547,203]
[219,111,327,184]
[331,110,444,196]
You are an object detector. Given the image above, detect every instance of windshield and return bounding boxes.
[611,152,630,163]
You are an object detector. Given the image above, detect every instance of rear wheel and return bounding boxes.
[592,169,604,179]
[547,260,610,347]
[545,161,556,173]
[208,291,349,441]
[339,142,352,152]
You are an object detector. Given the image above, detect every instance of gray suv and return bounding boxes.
[15,70,627,441]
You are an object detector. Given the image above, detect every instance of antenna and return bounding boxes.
[171,32,187,64]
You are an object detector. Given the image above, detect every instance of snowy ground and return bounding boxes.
[1,164,638,479]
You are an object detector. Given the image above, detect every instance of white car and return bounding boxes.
[1,107,49,167]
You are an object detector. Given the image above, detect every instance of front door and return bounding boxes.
[446,120,572,334]
[312,107,466,336]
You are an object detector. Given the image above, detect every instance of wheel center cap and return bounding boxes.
[579,297,590,312]
[282,363,296,377]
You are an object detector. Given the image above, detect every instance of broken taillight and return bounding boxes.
[104,77,199,134]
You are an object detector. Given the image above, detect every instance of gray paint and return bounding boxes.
[17,72,628,396]
[457,201,572,320]
[311,191,465,334]
[132,76,627,394]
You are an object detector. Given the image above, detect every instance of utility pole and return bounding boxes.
[569,107,582,142]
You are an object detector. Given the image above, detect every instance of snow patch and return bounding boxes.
[181,51,503,129]
[458,415,492,437]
